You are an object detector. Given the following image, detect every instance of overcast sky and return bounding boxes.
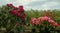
[0,0,60,10]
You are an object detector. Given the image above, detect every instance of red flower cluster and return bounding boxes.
[10,10,20,16]
[6,4,18,10]
[7,4,26,20]
[6,4,13,7]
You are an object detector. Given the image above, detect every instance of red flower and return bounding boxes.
[6,4,13,7]
[17,13,20,16]
[19,5,23,10]
[20,13,26,19]
[18,5,24,12]
[10,10,20,16]
[10,10,14,13]
[10,10,18,14]
[13,10,19,15]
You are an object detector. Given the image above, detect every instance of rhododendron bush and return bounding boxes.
[31,14,59,33]
[0,4,26,33]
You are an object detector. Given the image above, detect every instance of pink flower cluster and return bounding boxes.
[48,19,58,26]
[31,18,39,24]
[31,16,59,26]
[38,16,50,21]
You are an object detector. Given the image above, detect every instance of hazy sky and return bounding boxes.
[0,0,60,10]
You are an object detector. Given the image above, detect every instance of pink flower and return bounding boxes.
[31,18,39,24]
[38,17,41,21]
[40,16,49,21]
[48,19,55,24]
[52,22,59,26]
[44,16,50,20]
